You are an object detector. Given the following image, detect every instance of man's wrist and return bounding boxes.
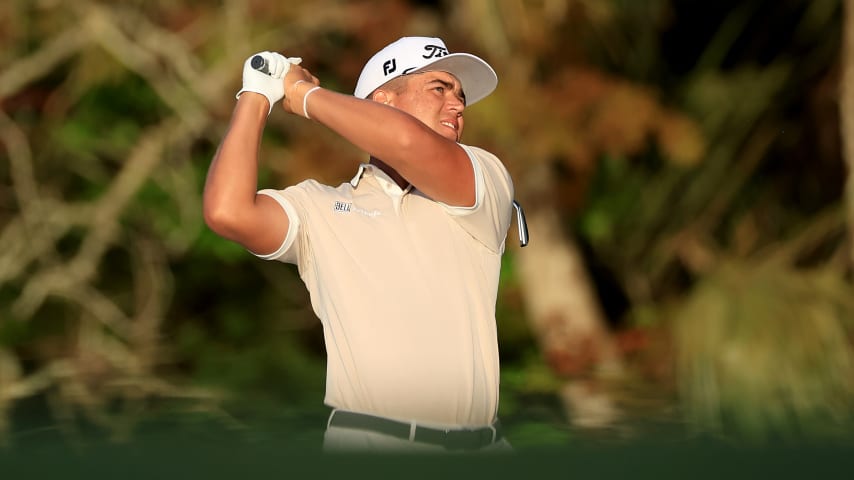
[287,81,321,119]
[236,92,272,118]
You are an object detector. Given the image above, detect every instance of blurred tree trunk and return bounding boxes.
[514,167,624,429]
[842,0,854,267]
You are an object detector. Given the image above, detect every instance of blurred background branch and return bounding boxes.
[0,0,851,449]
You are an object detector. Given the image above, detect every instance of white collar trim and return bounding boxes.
[350,163,413,195]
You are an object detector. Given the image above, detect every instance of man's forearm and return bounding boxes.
[300,88,428,163]
[292,85,474,206]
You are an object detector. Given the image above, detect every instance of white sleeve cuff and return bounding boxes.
[252,189,300,260]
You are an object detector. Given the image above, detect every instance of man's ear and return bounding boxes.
[372,90,391,105]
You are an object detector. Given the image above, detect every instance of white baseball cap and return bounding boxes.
[354,37,498,106]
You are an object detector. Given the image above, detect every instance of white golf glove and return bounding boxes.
[236,51,302,115]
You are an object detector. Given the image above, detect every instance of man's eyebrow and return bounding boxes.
[427,78,467,103]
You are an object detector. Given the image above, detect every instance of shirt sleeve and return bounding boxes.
[252,186,305,264]
[439,145,514,253]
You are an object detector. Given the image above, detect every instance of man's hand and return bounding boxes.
[282,64,320,117]
[236,51,302,115]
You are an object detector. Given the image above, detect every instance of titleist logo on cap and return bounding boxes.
[381,44,451,77]
[422,44,449,59]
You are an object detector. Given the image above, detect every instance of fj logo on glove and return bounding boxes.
[383,59,397,76]
[422,44,449,59]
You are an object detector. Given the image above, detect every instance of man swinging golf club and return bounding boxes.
[204,36,520,452]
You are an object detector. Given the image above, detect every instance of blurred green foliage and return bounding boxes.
[0,0,852,450]
[675,258,854,443]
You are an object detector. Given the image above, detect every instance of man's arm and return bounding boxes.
[203,94,291,255]
[283,68,475,207]
[203,53,297,256]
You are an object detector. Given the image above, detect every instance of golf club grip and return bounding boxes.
[251,55,269,74]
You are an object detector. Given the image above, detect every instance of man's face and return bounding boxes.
[387,71,466,142]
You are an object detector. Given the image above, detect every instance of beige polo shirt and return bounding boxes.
[256,144,514,428]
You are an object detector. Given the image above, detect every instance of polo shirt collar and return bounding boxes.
[350,163,413,196]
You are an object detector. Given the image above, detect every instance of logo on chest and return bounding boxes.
[332,200,381,218]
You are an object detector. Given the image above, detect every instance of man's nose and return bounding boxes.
[449,96,465,114]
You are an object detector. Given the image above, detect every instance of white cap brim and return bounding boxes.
[408,53,498,106]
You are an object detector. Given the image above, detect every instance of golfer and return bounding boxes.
[203,36,515,452]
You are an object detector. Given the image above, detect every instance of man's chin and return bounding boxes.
[442,132,460,142]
